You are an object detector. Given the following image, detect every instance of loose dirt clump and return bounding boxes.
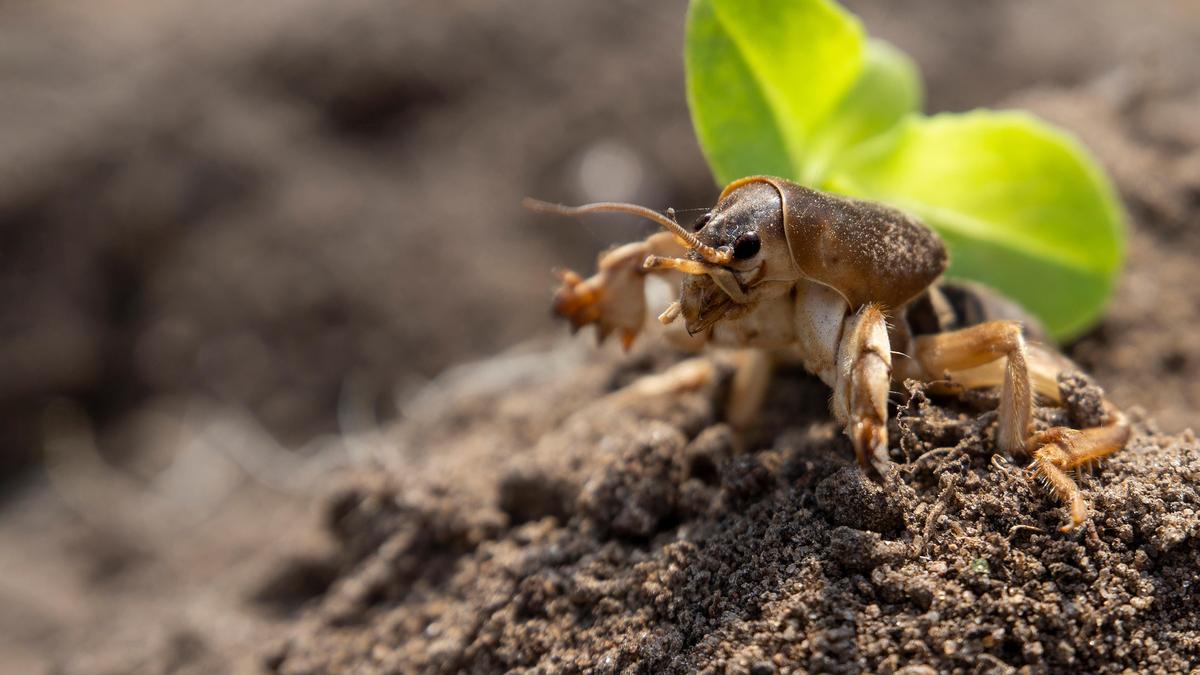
[267,345,1200,674]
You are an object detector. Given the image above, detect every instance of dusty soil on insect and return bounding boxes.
[2,1,1200,674]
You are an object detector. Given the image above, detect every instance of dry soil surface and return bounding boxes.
[263,343,1200,674]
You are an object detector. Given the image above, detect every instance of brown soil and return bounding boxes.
[2,1,1199,674]
[265,345,1200,674]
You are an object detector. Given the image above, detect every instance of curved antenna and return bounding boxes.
[522,198,731,265]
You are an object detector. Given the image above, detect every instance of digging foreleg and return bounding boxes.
[552,232,685,349]
[832,304,894,482]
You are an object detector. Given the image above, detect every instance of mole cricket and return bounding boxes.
[525,175,1129,532]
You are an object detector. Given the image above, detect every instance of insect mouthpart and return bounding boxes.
[679,273,734,335]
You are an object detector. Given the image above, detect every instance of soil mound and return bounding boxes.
[268,345,1200,673]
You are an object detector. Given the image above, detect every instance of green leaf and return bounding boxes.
[686,0,864,185]
[829,111,1125,340]
[808,39,922,184]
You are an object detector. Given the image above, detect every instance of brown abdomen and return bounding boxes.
[905,280,1050,343]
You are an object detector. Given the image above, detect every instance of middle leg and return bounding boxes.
[725,349,774,430]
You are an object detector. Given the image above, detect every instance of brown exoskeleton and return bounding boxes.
[526,176,1129,532]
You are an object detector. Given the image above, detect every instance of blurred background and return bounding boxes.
[1,1,1197,673]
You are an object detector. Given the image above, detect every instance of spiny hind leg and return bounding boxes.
[832,304,893,481]
[1027,404,1130,531]
[910,320,1032,455]
[929,341,1073,404]
[911,327,1130,531]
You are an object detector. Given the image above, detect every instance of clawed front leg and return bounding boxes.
[552,231,684,349]
[832,304,894,481]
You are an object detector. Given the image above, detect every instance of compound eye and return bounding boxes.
[732,232,761,259]
[692,212,712,232]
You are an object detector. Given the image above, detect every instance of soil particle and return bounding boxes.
[577,422,689,539]
[1058,371,1109,429]
[816,467,906,533]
